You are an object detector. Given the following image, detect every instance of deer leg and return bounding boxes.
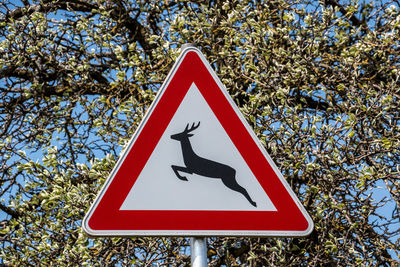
[221,175,257,208]
[171,165,192,181]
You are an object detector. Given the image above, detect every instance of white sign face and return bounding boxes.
[120,83,276,211]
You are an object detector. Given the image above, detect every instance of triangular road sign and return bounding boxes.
[82,47,313,237]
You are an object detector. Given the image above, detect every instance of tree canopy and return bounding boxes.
[0,0,399,265]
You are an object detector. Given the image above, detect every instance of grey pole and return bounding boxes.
[191,237,207,267]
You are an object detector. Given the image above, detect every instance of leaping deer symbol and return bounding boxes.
[170,122,257,207]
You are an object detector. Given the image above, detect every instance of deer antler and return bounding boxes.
[184,123,189,132]
[185,122,200,133]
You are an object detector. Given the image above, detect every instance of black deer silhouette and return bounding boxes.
[170,122,257,207]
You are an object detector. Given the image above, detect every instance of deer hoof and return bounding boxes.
[178,176,188,181]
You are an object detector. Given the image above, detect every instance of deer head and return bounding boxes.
[171,122,200,141]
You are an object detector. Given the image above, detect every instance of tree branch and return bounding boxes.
[324,0,364,27]
[0,202,20,219]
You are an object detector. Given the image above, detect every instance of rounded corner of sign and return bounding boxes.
[180,45,202,57]
[289,218,314,238]
[81,216,98,237]
[298,210,315,237]
[301,218,315,237]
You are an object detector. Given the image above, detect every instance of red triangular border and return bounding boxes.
[83,48,313,236]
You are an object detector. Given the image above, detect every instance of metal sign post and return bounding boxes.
[191,237,207,267]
